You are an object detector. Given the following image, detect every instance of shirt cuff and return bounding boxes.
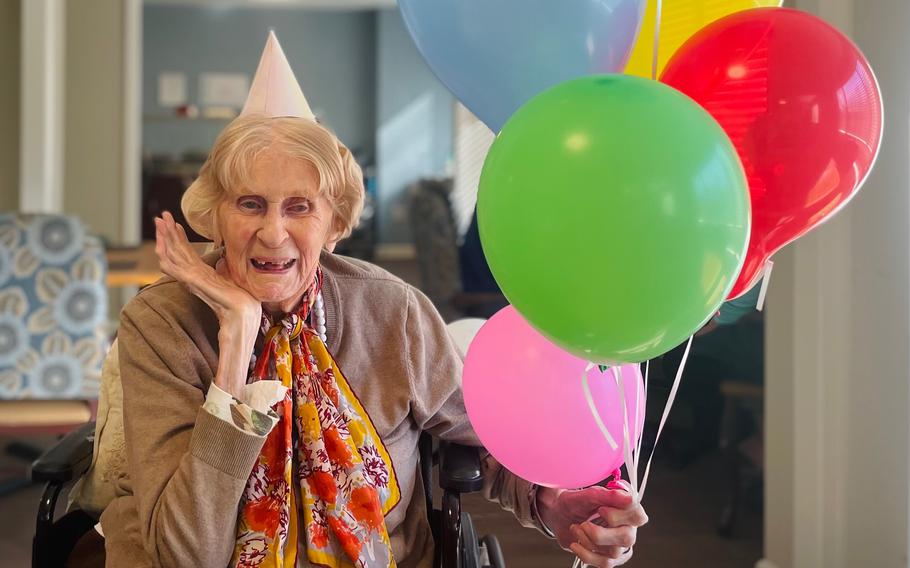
[202,381,287,437]
[529,484,557,539]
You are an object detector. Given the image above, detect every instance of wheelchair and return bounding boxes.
[31,425,505,568]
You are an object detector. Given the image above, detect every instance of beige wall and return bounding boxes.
[842,0,910,563]
[64,0,124,242]
[0,0,125,236]
[763,246,796,568]
[0,0,20,212]
[765,0,910,567]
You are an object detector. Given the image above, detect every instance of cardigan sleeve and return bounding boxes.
[115,295,268,567]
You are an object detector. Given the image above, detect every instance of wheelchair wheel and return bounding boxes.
[480,535,506,568]
[459,512,481,568]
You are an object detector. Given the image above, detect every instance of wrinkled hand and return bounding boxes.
[154,211,259,324]
[538,486,648,567]
[154,211,261,396]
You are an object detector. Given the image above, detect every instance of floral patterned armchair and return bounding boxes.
[0,213,108,401]
[0,213,109,495]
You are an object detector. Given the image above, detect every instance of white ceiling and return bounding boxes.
[144,0,397,9]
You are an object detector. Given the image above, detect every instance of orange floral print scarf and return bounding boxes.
[232,270,400,567]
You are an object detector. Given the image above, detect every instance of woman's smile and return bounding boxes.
[249,257,297,272]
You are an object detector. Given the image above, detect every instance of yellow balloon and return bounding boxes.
[625,0,783,78]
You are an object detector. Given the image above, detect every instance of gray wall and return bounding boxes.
[0,0,19,212]
[375,9,453,243]
[143,6,377,161]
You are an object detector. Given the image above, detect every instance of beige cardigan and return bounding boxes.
[100,252,542,567]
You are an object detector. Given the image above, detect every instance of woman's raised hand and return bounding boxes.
[154,212,259,322]
[154,211,261,396]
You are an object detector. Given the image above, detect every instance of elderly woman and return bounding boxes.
[98,34,647,568]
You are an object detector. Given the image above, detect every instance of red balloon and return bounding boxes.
[661,8,882,298]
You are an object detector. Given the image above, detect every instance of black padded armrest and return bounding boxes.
[439,441,483,493]
[31,421,96,484]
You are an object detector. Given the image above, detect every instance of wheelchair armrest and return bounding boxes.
[439,441,484,494]
[31,421,96,484]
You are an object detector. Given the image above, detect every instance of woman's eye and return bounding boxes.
[238,198,261,211]
[288,202,311,215]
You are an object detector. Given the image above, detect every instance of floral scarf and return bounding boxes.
[232,270,400,567]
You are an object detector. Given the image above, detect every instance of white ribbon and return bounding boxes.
[637,360,649,475]
[756,259,775,311]
[651,0,663,80]
[611,365,639,500]
[639,335,692,498]
[582,363,619,451]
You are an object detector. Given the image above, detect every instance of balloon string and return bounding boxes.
[572,364,647,568]
[636,360,649,473]
[756,259,775,311]
[582,363,619,450]
[611,366,640,501]
[651,0,663,80]
[639,335,693,498]
[573,365,621,568]
[631,362,647,491]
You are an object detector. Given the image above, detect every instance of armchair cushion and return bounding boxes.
[70,340,128,516]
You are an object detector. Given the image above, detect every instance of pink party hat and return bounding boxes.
[240,30,315,120]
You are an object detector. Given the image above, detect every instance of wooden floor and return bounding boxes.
[466,450,762,568]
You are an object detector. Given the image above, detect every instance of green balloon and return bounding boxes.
[478,75,750,364]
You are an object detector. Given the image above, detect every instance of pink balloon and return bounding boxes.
[463,306,645,489]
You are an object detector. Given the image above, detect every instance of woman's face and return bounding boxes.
[217,146,338,314]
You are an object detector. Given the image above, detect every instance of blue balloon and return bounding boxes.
[399,0,646,132]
